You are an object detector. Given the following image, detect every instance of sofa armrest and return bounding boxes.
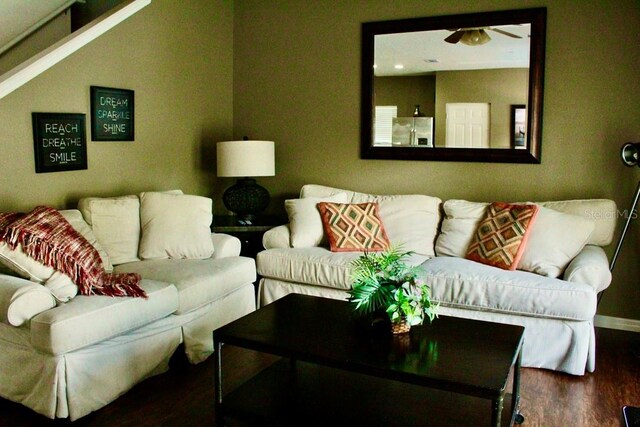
[211,233,241,259]
[0,274,56,326]
[263,225,291,249]
[563,245,612,292]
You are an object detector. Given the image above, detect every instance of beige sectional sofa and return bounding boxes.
[257,184,617,376]
[0,191,256,420]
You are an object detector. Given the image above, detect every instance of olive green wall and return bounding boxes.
[435,68,528,148]
[1,0,638,321]
[374,75,436,118]
[0,0,233,211]
[232,1,640,320]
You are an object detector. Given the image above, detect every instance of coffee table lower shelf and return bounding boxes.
[217,358,519,426]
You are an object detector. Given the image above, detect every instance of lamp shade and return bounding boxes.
[216,140,275,177]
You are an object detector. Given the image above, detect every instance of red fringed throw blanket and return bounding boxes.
[0,206,146,298]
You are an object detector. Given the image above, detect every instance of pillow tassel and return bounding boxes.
[98,272,146,298]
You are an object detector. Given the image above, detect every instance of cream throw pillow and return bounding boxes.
[0,281,56,327]
[78,195,142,265]
[59,210,113,272]
[0,241,59,283]
[138,192,214,260]
[285,193,349,247]
[0,243,78,302]
[518,206,595,277]
[435,200,489,258]
[375,194,440,257]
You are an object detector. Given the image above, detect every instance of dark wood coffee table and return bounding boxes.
[213,294,525,426]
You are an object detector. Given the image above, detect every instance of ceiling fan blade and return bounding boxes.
[490,28,522,39]
[444,31,465,44]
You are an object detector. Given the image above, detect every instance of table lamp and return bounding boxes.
[216,139,275,222]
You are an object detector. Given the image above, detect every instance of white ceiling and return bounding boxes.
[0,0,79,50]
[374,24,531,76]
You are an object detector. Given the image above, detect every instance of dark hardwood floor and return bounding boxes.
[0,327,638,426]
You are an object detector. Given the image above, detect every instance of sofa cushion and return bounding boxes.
[257,247,428,291]
[114,257,256,314]
[466,202,539,270]
[422,257,597,321]
[257,247,361,290]
[138,192,214,260]
[285,193,349,248]
[300,184,441,257]
[317,202,390,252]
[78,195,141,265]
[30,279,178,355]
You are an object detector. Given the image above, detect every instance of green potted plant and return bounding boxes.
[348,246,438,334]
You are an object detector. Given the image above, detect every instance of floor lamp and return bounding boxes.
[610,143,640,272]
[615,143,640,427]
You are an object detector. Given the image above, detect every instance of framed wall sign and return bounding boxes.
[32,113,87,173]
[90,86,134,141]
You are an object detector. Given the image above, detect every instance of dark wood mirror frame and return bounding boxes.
[361,8,546,163]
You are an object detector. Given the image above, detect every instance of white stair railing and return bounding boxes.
[0,0,151,100]
[0,0,83,57]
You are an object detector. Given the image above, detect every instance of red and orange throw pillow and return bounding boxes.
[466,202,539,270]
[317,202,390,252]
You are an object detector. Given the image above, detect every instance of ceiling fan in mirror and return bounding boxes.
[444,27,522,46]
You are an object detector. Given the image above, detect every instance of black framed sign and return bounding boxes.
[90,86,134,141]
[32,113,87,173]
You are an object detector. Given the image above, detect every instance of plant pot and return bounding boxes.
[391,318,411,334]
[354,310,391,337]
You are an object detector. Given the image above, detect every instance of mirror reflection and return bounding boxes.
[373,25,530,149]
[361,8,546,163]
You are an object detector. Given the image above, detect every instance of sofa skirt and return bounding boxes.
[178,282,256,364]
[0,316,182,420]
[258,278,596,376]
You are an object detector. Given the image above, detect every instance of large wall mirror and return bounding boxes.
[361,8,546,163]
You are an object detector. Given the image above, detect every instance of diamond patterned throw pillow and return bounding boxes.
[317,202,390,252]
[466,202,539,270]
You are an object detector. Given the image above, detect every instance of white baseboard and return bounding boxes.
[594,315,640,332]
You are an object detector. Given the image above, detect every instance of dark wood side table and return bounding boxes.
[211,215,287,259]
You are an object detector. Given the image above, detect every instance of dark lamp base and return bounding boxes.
[222,178,270,221]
